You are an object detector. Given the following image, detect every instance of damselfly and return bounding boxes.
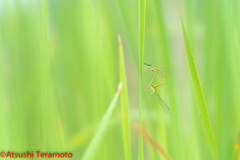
[143,63,171,113]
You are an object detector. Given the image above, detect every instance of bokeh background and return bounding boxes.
[0,0,240,160]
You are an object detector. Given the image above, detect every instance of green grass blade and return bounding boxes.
[40,0,50,150]
[118,35,131,160]
[178,10,219,160]
[0,19,4,150]
[138,0,146,159]
[82,83,123,160]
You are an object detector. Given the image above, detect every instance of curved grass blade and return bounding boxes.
[176,2,219,159]
[138,0,146,159]
[134,124,172,160]
[118,35,131,160]
[155,90,170,114]
[82,83,123,160]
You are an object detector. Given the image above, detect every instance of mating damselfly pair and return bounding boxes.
[143,63,172,113]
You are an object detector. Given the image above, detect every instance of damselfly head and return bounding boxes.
[143,63,151,71]
[144,63,151,67]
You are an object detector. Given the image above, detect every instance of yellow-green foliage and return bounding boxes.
[0,0,239,160]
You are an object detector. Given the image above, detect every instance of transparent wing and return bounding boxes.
[155,90,170,113]
[154,67,172,78]
[143,63,172,78]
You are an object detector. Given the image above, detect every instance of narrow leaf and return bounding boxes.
[82,83,123,160]
[138,0,146,159]
[118,35,132,160]
[0,16,4,150]
[178,8,219,160]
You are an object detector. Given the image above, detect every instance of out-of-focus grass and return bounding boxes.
[234,132,240,160]
[0,0,239,159]
[138,0,146,159]
[119,35,131,160]
[135,124,171,160]
[40,0,50,150]
[0,18,4,150]
[179,11,218,159]
[82,83,122,160]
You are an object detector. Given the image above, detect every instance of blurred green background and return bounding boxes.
[0,0,240,159]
